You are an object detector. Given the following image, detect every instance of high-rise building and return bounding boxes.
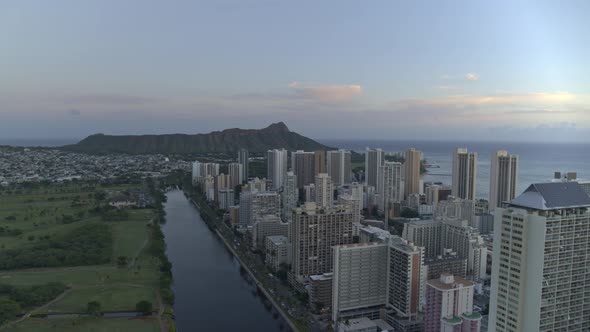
[403,148,422,199]
[281,171,298,222]
[380,161,402,221]
[267,148,288,190]
[228,163,243,189]
[365,148,384,189]
[191,161,201,184]
[304,183,315,203]
[309,273,333,313]
[252,214,288,250]
[238,148,249,183]
[441,219,487,281]
[425,184,441,206]
[402,219,443,258]
[386,236,425,320]
[402,218,487,280]
[213,173,231,202]
[238,191,253,227]
[314,150,326,175]
[489,182,590,332]
[489,150,518,210]
[315,173,334,208]
[327,149,352,187]
[290,203,354,278]
[291,150,316,188]
[424,274,481,332]
[250,191,281,224]
[218,188,234,210]
[332,242,389,322]
[192,161,220,185]
[338,193,362,224]
[452,148,477,200]
[435,197,475,225]
[265,235,288,272]
[424,250,468,280]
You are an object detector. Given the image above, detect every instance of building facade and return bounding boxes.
[327,149,352,187]
[452,148,477,200]
[403,148,422,199]
[267,148,288,190]
[489,150,518,210]
[424,274,481,332]
[290,203,354,278]
[489,182,590,332]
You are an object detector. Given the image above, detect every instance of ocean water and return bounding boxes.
[320,139,590,199]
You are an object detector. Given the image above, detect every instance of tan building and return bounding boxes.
[290,202,354,278]
[315,173,334,208]
[403,148,422,199]
[386,236,425,321]
[424,274,481,332]
[314,150,326,175]
[309,273,333,313]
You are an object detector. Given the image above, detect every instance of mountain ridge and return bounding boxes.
[60,122,333,154]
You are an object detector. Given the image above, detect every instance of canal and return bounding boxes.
[162,189,289,331]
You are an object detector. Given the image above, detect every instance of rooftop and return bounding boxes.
[508,182,590,210]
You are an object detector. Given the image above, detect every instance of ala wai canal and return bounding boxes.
[161,189,289,331]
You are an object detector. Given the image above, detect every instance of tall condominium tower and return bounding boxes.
[386,236,425,320]
[452,148,477,200]
[250,191,281,224]
[365,148,384,189]
[380,161,402,221]
[238,148,249,183]
[332,242,389,322]
[488,150,518,209]
[267,148,288,190]
[281,171,298,222]
[404,148,422,199]
[290,203,354,278]
[228,162,243,188]
[489,182,590,331]
[315,173,334,209]
[291,150,316,188]
[327,149,352,187]
[314,150,326,175]
[424,274,481,332]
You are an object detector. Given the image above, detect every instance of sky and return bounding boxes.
[1,0,589,142]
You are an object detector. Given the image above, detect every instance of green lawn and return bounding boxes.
[0,182,165,331]
[47,285,157,313]
[10,317,160,332]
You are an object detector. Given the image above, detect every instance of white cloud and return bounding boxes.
[465,73,479,81]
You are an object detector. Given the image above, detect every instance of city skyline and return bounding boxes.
[2,1,589,142]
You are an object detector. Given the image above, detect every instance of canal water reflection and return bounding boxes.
[162,189,288,331]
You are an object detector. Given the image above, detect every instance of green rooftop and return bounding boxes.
[442,316,462,325]
[462,312,482,320]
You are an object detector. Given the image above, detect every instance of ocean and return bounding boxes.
[319,139,590,199]
[3,137,588,200]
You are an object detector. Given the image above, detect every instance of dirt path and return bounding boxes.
[0,286,74,330]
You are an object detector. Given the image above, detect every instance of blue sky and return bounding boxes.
[1,1,589,141]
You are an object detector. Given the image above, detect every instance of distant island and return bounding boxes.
[60,122,332,154]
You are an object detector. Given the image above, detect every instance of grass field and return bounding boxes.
[0,182,165,331]
[9,317,160,332]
